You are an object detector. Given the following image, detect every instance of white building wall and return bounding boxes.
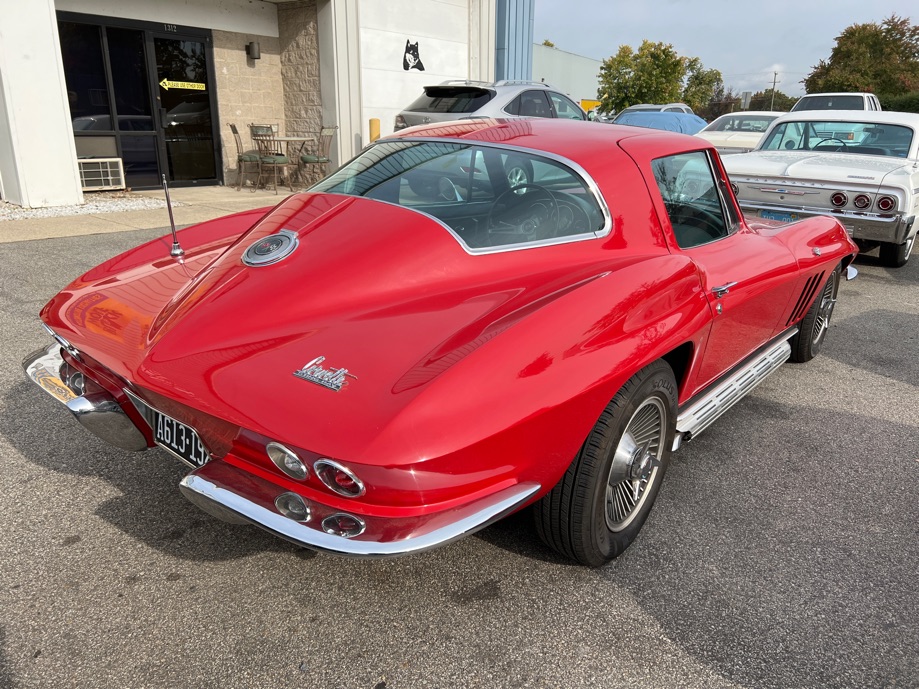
[55,0,279,37]
[0,0,83,207]
[0,0,501,206]
[359,0,470,140]
[531,43,601,105]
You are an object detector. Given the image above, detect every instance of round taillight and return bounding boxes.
[321,513,366,538]
[830,192,848,207]
[275,492,311,522]
[314,459,365,497]
[853,194,871,209]
[267,442,308,480]
[877,195,896,212]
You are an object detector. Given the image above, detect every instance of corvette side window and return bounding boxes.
[652,151,731,249]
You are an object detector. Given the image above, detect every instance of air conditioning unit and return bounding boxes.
[78,158,126,191]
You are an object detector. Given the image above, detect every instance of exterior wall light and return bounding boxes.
[246,41,260,60]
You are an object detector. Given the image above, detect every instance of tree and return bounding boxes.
[597,41,685,113]
[804,14,919,95]
[699,84,739,120]
[748,89,796,111]
[597,40,722,114]
[682,58,723,112]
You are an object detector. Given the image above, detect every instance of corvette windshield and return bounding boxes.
[759,120,914,158]
[311,140,606,251]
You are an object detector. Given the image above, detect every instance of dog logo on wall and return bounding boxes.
[403,40,425,71]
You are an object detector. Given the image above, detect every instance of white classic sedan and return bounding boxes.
[694,111,783,154]
[722,110,919,266]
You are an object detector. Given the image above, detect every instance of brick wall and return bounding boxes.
[211,2,324,190]
[212,30,285,188]
[278,1,324,186]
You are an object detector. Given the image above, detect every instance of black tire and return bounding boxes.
[534,360,677,567]
[790,266,840,363]
[879,234,914,268]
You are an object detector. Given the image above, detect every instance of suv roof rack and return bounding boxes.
[435,79,554,89]
[437,80,495,87]
[493,80,552,88]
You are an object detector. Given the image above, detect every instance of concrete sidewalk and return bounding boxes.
[0,186,295,244]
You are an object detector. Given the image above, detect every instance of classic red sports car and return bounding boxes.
[24,119,857,566]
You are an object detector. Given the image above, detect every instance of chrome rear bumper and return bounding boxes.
[26,342,540,558]
[180,459,540,558]
[22,344,148,452]
[741,203,915,245]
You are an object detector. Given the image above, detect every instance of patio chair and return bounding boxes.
[229,123,260,191]
[250,124,297,194]
[299,125,338,181]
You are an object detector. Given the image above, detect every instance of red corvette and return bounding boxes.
[24,119,857,566]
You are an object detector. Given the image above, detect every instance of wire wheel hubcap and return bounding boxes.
[812,272,838,345]
[605,398,666,531]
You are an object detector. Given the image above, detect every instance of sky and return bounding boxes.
[532,0,917,97]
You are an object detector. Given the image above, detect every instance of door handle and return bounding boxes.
[712,282,737,299]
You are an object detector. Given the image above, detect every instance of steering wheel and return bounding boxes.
[487,184,559,240]
[556,193,596,234]
[672,202,726,244]
[816,137,849,151]
[438,177,463,201]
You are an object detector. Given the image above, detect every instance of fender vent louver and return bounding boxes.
[786,271,825,326]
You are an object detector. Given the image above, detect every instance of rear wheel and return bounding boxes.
[534,360,677,567]
[504,157,533,190]
[790,266,840,362]
[879,234,914,268]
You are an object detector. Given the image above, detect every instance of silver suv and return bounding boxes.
[393,80,587,131]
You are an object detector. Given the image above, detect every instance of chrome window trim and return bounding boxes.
[706,149,741,232]
[651,149,736,250]
[312,136,613,256]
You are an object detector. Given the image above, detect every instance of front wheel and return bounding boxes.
[534,360,677,567]
[790,266,840,362]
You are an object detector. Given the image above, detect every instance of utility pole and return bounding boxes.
[770,72,779,110]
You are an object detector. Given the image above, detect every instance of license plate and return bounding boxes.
[760,210,801,223]
[150,408,211,468]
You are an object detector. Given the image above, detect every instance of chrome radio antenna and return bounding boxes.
[161,174,184,258]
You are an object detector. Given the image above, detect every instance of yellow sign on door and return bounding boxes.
[159,78,206,91]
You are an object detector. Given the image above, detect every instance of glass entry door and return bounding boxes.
[57,13,220,189]
[153,35,217,181]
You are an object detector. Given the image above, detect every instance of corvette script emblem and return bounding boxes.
[293,356,356,392]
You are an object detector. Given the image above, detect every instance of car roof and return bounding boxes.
[769,110,919,125]
[796,92,874,98]
[426,79,555,91]
[387,117,707,166]
[614,111,708,134]
[619,102,691,111]
[711,111,784,119]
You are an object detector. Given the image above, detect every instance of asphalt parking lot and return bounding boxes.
[1,228,917,689]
